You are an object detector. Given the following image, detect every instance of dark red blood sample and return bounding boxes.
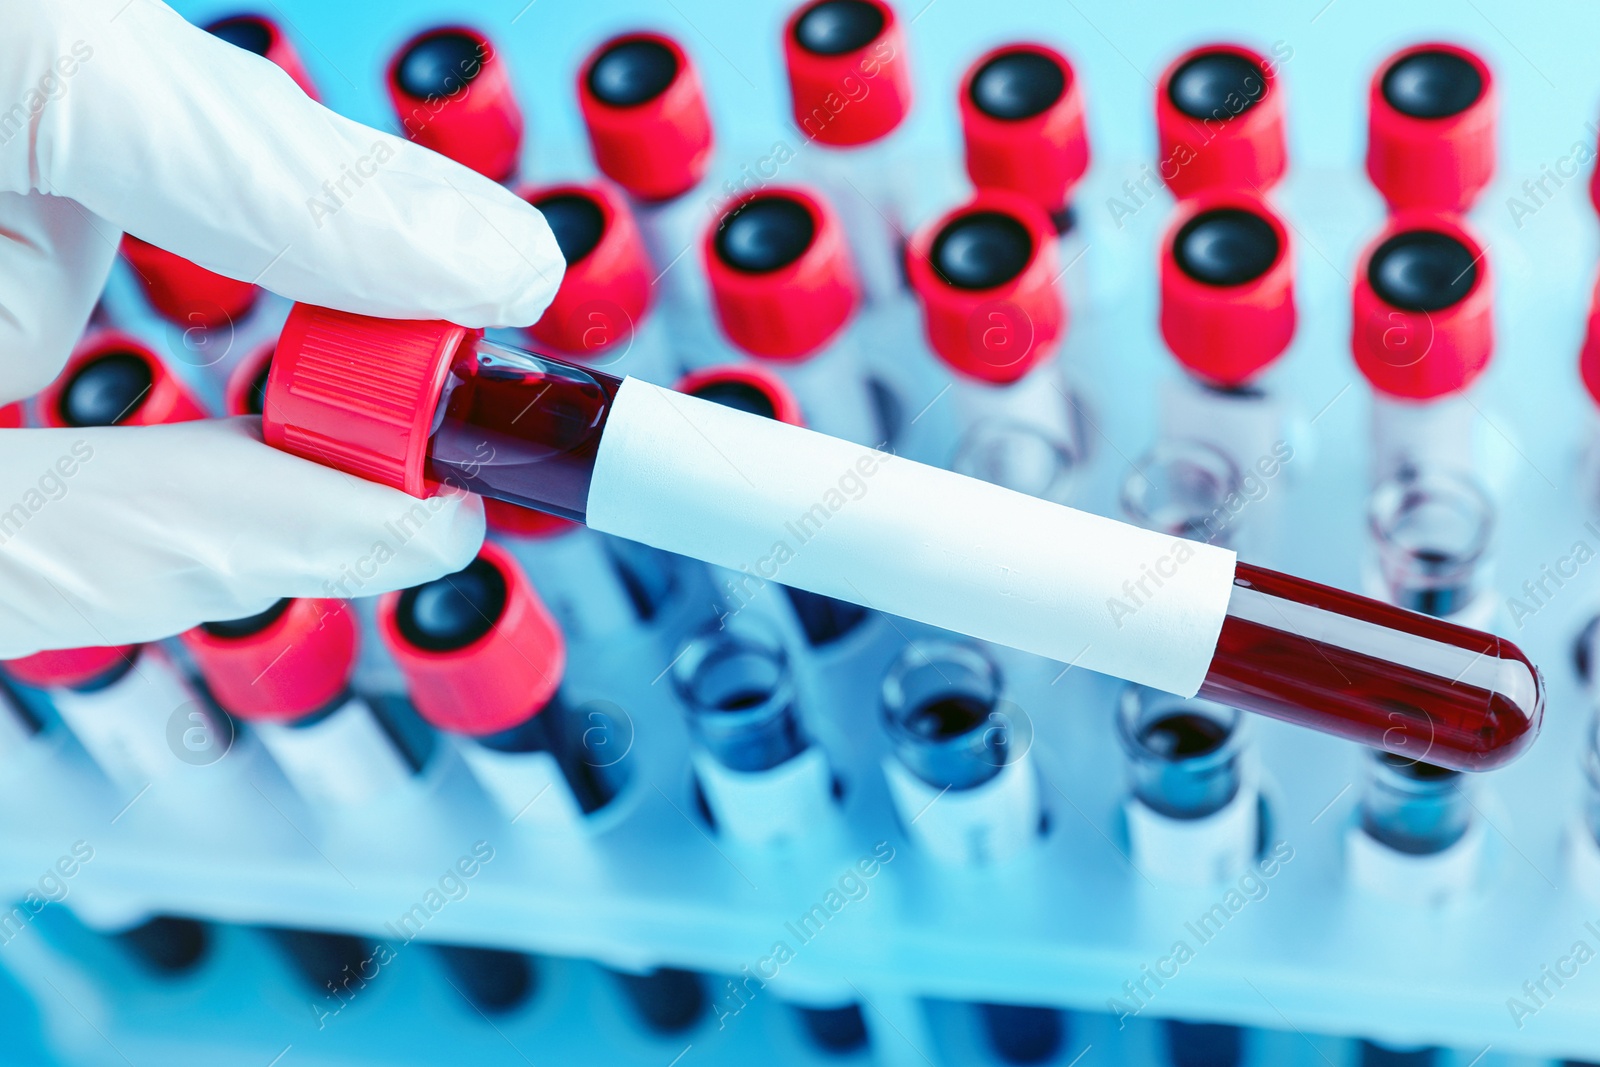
[1200,564,1541,772]
[426,344,622,524]
[263,304,1546,771]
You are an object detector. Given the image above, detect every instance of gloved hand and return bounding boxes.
[0,0,564,657]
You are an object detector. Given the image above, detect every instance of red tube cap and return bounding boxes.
[263,304,472,498]
[678,364,805,427]
[1367,44,1495,214]
[181,599,357,722]
[39,331,206,428]
[960,43,1090,222]
[225,341,276,417]
[1352,212,1492,400]
[578,32,713,202]
[1156,43,1286,198]
[204,13,321,100]
[120,236,259,330]
[524,182,654,360]
[378,542,564,736]
[907,189,1064,384]
[1160,190,1295,387]
[784,0,911,147]
[0,402,22,428]
[703,187,860,360]
[4,646,136,690]
[387,26,524,183]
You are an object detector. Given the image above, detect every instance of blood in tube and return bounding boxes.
[262,305,1544,772]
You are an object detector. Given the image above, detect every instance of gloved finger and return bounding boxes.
[0,417,485,657]
[0,190,121,401]
[0,0,562,331]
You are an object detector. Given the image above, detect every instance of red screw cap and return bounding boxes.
[1155,43,1286,199]
[1367,44,1495,214]
[1160,189,1295,387]
[1352,212,1492,400]
[784,0,912,147]
[578,32,713,202]
[0,402,22,428]
[204,13,321,100]
[120,236,259,330]
[378,542,565,737]
[3,646,137,690]
[524,182,654,360]
[678,364,805,427]
[39,331,206,428]
[387,26,524,183]
[263,304,472,498]
[906,189,1064,385]
[181,599,357,723]
[224,341,276,417]
[960,43,1090,224]
[703,187,860,360]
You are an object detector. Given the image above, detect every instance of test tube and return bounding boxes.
[266,926,382,998]
[576,31,717,355]
[1354,471,1484,884]
[959,43,1090,236]
[782,0,914,307]
[260,303,1545,772]
[2,644,228,796]
[609,967,705,1033]
[386,26,523,182]
[521,180,678,386]
[678,363,871,647]
[1157,191,1296,485]
[1117,686,1257,886]
[1367,45,1495,214]
[671,620,836,846]
[181,597,427,810]
[1155,43,1287,198]
[110,915,212,976]
[906,189,1081,477]
[794,1002,868,1054]
[1121,441,1244,549]
[435,944,538,1015]
[881,641,1040,866]
[379,542,617,828]
[978,1002,1065,1066]
[1164,1019,1243,1067]
[702,187,882,446]
[951,421,1080,506]
[120,12,319,332]
[1367,469,1493,624]
[1353,212,1492,484]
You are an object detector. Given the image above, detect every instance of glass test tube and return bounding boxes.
[672,620,837,846]
[1368,469,1493,622]
[261,305,1545,773]
[881,641,1039,867]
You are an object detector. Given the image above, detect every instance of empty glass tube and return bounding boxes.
[1368,468,1492,619]
[1121,440,1242,548]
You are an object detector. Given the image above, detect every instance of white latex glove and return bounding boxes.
[0,0,564,656]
